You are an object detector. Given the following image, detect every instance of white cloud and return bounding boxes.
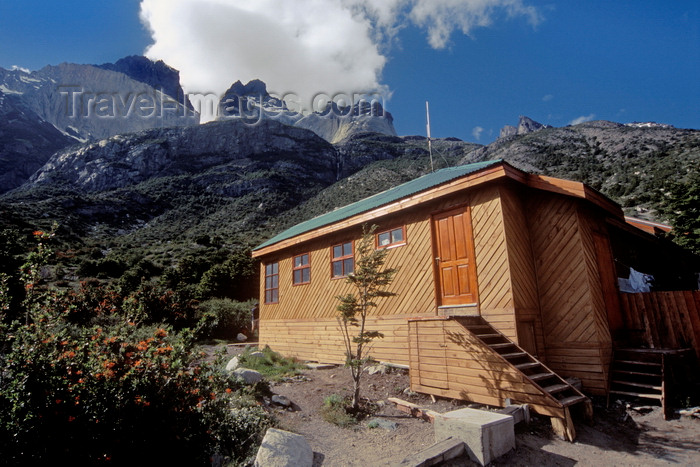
[408,0,541,49]
[569,114,596,125]
[139,0,540,112]
[542,94,553,102]
[472,126,484,140]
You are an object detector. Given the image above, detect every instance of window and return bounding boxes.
[293,253,310,285]
[331,241,354,278]
[377,226,405,248]
[264,262,279,304]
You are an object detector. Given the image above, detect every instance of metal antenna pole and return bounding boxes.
[426,101,434,172]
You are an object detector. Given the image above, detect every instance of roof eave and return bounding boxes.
[252,161,624,258]
[252,162,511,258]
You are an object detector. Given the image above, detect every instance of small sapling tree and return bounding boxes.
[336,224,397,411]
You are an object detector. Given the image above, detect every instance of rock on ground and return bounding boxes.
[225,356,240,372]
[232,368,263,384]
[254,428,313,467]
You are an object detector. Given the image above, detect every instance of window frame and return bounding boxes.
[331,241,354,279]
[376,226,406,249]
[292,253,311,285]
[264,262,279,304]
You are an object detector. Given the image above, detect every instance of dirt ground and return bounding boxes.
[218,345,700,466]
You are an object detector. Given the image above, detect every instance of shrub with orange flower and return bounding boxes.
[0,228,272,465]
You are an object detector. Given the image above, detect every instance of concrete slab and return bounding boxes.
[434,408,514,466]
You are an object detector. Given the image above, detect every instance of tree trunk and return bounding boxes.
[351,376,361,410]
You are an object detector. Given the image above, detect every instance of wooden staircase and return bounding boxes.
[609,348,668,418]
[457,316,592,440]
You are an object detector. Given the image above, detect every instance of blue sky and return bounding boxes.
[0,1,698,142]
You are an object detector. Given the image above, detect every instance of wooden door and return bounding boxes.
[432,206,479,306]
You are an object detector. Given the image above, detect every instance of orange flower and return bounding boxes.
[134,396,151,407]
[155,345,173,355]
[154,328,167,338]
[225,388,232,394]
[33,230,44,236]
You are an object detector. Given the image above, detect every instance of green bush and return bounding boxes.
[196,298,255,340]
[236,346,305,381]
[196,252,256,301]
[0,230,272,465]
[0,318,271,465]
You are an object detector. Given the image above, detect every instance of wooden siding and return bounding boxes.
[408,318,566,419]
[499,184,545,357]
[258,209,438,362]
[260,315,426,365]
[619,291,700,359]
[527,193,610,394]
[259,209,436,322]
[471,185,517,340]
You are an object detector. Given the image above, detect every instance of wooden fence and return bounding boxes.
[619,291,700,358]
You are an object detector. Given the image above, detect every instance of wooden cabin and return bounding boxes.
[251,159,700,439]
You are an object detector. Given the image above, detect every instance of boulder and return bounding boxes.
[233,368,263,384]
[236,333,248,342]
[225,356,240,372]
[271,395,292,407]
[366,364,388,375]
[254,428,313,467]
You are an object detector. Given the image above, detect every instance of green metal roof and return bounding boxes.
[254,159,503,252]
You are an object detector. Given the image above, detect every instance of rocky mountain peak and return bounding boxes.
[96,55,192,109]
[499,115,550,139]
[225,79,268,97]
[216,79,396,144]
[0,60,199,142]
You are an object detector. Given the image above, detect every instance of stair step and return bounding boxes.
[614,359,661,367]
[529,372,556,382]
[515,362,541,371]
[465,324,491,331]
[489,343,515,350]
[475,333,500,339]
[501,352,528,359]
[543,384,570,394]
[612,380,662,391]
[609,390,663,400]
[558,395,588,407]
[613,369,660,377]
